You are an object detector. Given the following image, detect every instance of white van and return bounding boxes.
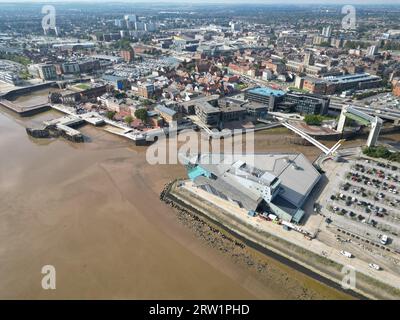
[380,234,388,245]
[340,250,353,258]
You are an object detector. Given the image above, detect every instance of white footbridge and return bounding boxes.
[281,121,345,156]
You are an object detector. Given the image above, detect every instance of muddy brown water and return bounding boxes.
[0,108,355,299]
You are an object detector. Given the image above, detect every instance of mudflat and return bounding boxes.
[0,109,352,299]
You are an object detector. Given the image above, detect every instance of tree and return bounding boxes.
[304,114,324,126]
[114,91,127,99]
[375,147,400,162]
[142,99,152,106]
[363,146,393,160]
[134,108,148,122]
[124,115,133,125]
[113,39,132,50]
[0,52,31,66]
[317,42,331,47]
[105,111,116,120]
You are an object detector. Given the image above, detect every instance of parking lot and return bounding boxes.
[360,92,400,111]
[320,155,400,253]
[109,56,180,79]
[0,59,23,74]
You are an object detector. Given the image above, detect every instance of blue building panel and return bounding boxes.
[292,209,305,224]
[248,87,286,97]
[188,165,211,181]
[117,80,124,90]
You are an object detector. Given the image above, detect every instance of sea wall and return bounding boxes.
[1,82,57,100]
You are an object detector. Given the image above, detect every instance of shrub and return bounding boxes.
[362,146,400,163]
[304,114,324,126]
[105,111,116,120]
[134,108,148,122]
[124,115,133,125]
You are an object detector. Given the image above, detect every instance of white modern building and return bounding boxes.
[367,45,379,57]
[322,25,332,38]
[184,153,321,223]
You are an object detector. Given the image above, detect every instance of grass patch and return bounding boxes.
[257,127,290,134]
[74,83,91,90]
[363,146,400,163]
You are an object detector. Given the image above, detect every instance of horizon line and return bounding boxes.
[0,0,400,4]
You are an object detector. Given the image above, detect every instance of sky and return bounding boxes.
[0,0,399,4]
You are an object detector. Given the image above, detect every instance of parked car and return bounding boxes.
[368,263,381,270]
[325,218,332,224]
[340,250,353,258]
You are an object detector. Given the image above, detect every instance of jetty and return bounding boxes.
[27,114,84,143]
[51,104,148,145]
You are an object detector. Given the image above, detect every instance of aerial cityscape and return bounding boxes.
[1,0,400,304]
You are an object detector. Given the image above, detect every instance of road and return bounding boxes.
[329,97,400,122]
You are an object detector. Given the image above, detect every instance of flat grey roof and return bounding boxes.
[180,95,220,108]
[155,105,177,117]
[194,175,262,211]
[243,102,268,110]
[196,101,220,114]
[193,153,321,208]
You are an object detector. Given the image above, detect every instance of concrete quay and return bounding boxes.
[51,104,148,145]
[0,98,51,116]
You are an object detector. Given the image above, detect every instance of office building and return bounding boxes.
[244,87,286,111]
[323,73,382,92]
[28,63,57,80]
[120,49,135,63]
[61,62,80,74]
[230,21,241,32]
[279,92,330,115]
[155,104,180,123]
[115,19,125,28]
[138,83,155,99]
[367,45,379,57]
[102,75,129,90]
[303,52,315,66]
[124,14,137,28]
[195,102,221,126]
[322,26,332,38]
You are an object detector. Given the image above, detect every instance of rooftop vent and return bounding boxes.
[291,163,299,170]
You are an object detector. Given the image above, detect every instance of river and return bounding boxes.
[0,108,353,299]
